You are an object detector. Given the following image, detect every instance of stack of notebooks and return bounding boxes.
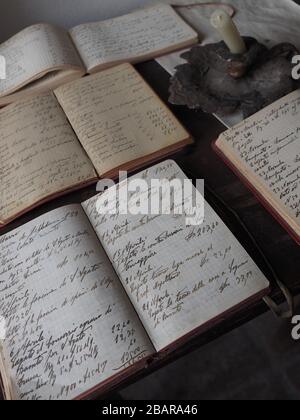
[0,1,297,401]
[0,3,198,228]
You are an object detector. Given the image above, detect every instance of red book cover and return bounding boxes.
[212,139,300,246]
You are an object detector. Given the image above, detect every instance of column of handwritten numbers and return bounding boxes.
[112,320,136,348]
[111,320,146,371]
[146,107,178,137]
[131,109,155,143]
[132,107,178,144]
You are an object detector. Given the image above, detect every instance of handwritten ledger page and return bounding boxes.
[0,206,154,400]
[0,94,96,224]
[83,161,270,351]
[0,24,84,97]
[54,64,191,178]
[69,4,198,73]
[216,90,300,240]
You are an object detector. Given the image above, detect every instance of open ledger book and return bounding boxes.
[0,63,192,227]
[214,89,300,245]
[0,4,198,106]
[0,161,270,400]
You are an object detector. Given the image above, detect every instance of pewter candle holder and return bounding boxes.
[169,38,300,118]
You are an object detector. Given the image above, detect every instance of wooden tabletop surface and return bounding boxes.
[1,60,299,400]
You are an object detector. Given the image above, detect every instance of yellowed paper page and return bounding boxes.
[0,94,96,224]
[0,68,85,107]
[0,23,84,98]
[83,161,270,351]
[69,4,198,73]
[216,89,300,239]
[0,206,154,400]
[54,63,190,177]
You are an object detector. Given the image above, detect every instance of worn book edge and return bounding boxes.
[0,176,98,229]
[0,67,85,107]
[213,139,300,245]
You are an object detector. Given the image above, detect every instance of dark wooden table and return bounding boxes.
[1,60,300,400]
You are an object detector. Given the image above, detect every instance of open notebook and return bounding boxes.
[0,63,192,228]
[0,4,198,106]
[0,161,270,400]
[214,89,300,245]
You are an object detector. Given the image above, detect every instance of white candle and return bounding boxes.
[210,10,247,54]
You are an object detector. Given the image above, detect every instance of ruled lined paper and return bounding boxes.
[83,161,270,351]
[69,4,198,72]
[0,206,153,400]
[0,24,83,96]
[216,89,300,236]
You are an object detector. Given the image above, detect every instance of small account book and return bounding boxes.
[214,90,300,245]
[0,63,192,228]
[0,4,198,105]
[0,161,270,400]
